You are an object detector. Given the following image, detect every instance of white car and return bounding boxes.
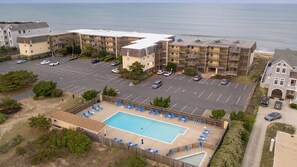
[157,70,164,75]
[163,71,172,77]
[40,60,51,65]
[111,68,119,74]
[49,62,60,66]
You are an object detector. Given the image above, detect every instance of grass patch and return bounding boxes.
[60,96,83,111]
[260,123,295,167]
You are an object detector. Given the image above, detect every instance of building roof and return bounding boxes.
[49,110,106,133]
[274,131,297,167]
[17,34,49,44]
[0,21,49,31]
[69,29,174,50]
[290,72,297,79]
[272,49,297,68]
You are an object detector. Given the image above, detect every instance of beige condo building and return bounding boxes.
[17,34,51,57]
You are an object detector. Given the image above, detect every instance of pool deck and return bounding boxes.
[77,101,225,167]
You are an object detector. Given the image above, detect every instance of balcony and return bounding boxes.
[208,49,220,53]
[229,63,239,68]
[208,63,219,67]
[208,56,219,60]
[229,56,240,61]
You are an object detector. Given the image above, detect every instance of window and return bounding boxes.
[23,30,25,33]
[25,50,27,53]
[274,78,278,85]
[280,79,285,86]
[291,80,296,86]
[30,45,32,47]
[283,63,286,66]
[18,30,21,34]
[276,68,280,73]
[31,50,33,53]
[147,56,149,58]
[3,30,6,33]
[282,68,286,74]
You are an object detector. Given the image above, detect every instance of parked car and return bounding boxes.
[193,75,202,81]
[261,96,270,107]
[220,79,229,85]
[163,71,172,77]
[40,60,51,65]
[265,112,282,121]
[49,62,60,66]
[152,80,162,89]
[111,61,120,66]
[16,59,26,64]
[68,56,78,61]
[157,70,165,75]
[111,68,120,74]
[91,59,100,64]
[274,101,283,110]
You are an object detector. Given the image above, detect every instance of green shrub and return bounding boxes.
[183,67,197,76]
[166,62,177,72]
[0,113,8,124]
[0,97,22,114]
[0,55,12,63]
[50,89,63,97]
[28,114,51,130]
[15,146,27,156]
[103,55,115,62]
[33,81,57,97]
[81,89,99,100]
[290,103,297,109]
[31,147,60,165]
[113,154,148,167]
[102,85,118,96]
[230,111,246,121]
[210,109,226,120]
[132,80,140,85]
[150,96,171,108]
[0,135,24,154]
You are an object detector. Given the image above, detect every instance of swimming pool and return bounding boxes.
[103,111,187,144]
[177,152,207,167]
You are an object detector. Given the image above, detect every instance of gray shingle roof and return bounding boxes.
[0,22,49,31]
[17,35,49,44]
[272,49,297,67]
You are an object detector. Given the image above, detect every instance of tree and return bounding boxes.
[128,61,145,80]
[0,97,22,114]
[183,67,197,76]
[50,89,63,97]
[166,62,177,72]
[210,109,226,120]
[0,70,38,92]
[28,114,51,130]
[230,111,246,121]
[0,113,8,124]
[81,90,99,100]
[33,81,57,97]
[73,46,81,54]
[81,46,94,57]
[64,129,92,154]
[150,96,171,108]
[102,85,118,96]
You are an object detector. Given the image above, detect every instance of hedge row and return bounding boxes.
[0,56,12,63]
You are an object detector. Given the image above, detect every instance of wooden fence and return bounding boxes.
[102,95,225,128]
[165,141,215,157]
[65,96,100,114]
[83,131,198,167]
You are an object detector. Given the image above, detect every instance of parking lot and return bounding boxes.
[0,57,253,115]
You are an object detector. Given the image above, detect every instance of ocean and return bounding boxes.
[0,3,297,51]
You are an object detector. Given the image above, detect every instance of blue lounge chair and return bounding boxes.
[198,138,206,142]
[185,146,189,151]
[170,113,175,119]
[149,109,154,114]
[136,106,141,111]
[184,116,189,123]
[118,139,123,143]
[127,142,132,146]
[92,105,99,111]
[153,150,159,154]
[113,137,117,141]
[169,150,174,155]
[83,113,89,118]
[200,135,207,140]
[154,109,159,115]
[115,101,121,106]
[133,144,138,147]
[125,104,130,108]
[147,148,152,152]
[204,119,208,124]
[198,119,201,124]
[98,105,103,109]
[87,110,94,115]
[178,115,183,121]
[164,112,169,118]
[140,106,145,112]
[129,104,134,109]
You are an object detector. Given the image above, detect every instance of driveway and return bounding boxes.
[242,99,297,167]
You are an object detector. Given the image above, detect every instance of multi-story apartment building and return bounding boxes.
[0,21,51,48]
[168,39,256,75]
[17,34,51,57]
[261,49,297,101]
[49,32,80,55]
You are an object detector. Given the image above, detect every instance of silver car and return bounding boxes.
[265,112,282,121]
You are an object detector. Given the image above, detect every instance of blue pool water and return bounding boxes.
[104,112,187,144]
[178,152,206,167]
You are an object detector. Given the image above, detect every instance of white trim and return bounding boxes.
[271,60,293,70]
[103,111,189,144]
[279,78,285,86]
[276,67,281,73]
[176,151,207,167]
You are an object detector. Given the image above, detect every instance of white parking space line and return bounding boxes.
[124,94,133,99]
[244,84,248,90]
[174,87,182,94]
[236,96,241,105]
[210,80,216,85]
[72,86,86,93]
[207,92,214,100]
[120,80,129,85]
[107,76,119,83]
[141,82,151,87]
[168,74,177,79]
[179,76,186,80]
[165,86,173,92]
[180,105,187,112]
[201,78,208,83]
[235,83,239,89]
[114,78,124,84]
[198,90,205,98]
[216,93,222,102]
[188,77,193,82]
[226,95,232,103]
[170,103,177,109]
[142,97,150,103]
[61,84,74,90]
[133,96,142,101]
[65,85,80,92]
[191,107,198,114]
[227,82,231,87]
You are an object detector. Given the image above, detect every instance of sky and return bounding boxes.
[0,0,297,3]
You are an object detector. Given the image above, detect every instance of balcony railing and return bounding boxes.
[229,63,239,67]
[229,56,240,61]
